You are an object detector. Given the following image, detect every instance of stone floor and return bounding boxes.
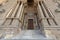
[2,30,54,40]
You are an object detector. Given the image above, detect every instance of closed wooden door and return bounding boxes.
[27,19,34,30]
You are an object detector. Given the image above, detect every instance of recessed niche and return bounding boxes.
[27,0,34,5]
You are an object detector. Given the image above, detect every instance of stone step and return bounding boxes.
[9,30,56,40]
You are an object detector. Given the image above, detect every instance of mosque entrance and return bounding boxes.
[27,19,34,30]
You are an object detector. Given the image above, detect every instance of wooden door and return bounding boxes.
[27,19,34,30]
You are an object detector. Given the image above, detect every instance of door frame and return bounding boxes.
[27,19,34,30]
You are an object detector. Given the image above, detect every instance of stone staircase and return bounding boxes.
[6,30,56,40]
